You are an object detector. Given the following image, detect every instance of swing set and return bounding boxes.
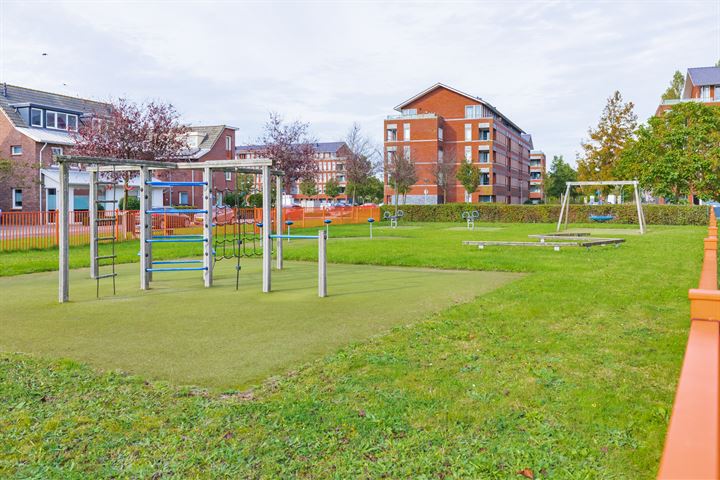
[556,180,646,234]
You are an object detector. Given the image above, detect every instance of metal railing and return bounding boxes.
[661,97,720,106]
[0,206,380,252]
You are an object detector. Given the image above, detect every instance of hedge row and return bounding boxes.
[379,204,710,226]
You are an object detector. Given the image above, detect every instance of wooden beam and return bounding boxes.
[56,155,177,169]
[565,180,638,186]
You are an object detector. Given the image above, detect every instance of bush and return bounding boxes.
[379,203,710,225]
[119,196,140,211]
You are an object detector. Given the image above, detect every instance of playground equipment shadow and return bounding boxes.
[0,258,521,390]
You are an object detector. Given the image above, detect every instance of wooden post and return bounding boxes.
[58,161,69,303]
[203,167,213,287]
[89,169,98,279]
[262,165,271,293]
[275,174,283,271]
[139,167,151,290]
[318,229,327,298]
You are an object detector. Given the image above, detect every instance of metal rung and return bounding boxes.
[95,181,117,186]
[145,181,207,187]
[146,238,207,243]
[95,255,117,260]
[96,236,115,241]
[152,260,203,265]
[146,209,208,214]
[145,267,208,272]
[97,199,118,203]
[95,217,117,222]
[95,273,118,279]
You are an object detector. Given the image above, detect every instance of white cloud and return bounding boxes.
[1,0,719,164]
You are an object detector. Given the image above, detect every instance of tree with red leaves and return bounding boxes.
[257,113,317,192]
[72,98,188,207]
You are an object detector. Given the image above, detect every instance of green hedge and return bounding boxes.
[379,204,710,226]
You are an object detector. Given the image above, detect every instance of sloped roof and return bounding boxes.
[177,125,232,160]
[688,67,720,87]
[16,127,76,146]
[0,83,111,127]
[393,83,526,134]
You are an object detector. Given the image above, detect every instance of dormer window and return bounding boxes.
[45,110,79,131]
[31,108,43,127]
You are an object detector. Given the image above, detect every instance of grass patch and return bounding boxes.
[0,221,704,478]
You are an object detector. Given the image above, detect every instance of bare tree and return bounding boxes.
[432,149,455,204]
[344,123,379,205]
[385,147,417,206]
[258,112,318,192]
[72,98,188,206]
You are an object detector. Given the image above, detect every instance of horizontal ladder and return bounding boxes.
[145,181,207,187]
[145,267,208,272]
[145,209,208,214]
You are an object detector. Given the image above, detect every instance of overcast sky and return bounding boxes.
[1,0,719,165]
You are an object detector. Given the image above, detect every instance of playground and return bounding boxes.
[0,218,708,478]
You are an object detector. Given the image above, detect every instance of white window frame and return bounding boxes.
[715,86,720,100]
[67,114,78,132]
[178,191,189,205]
[51,146,63,156]
[479,129,490,141]
[387,128,397,141]
[10,145,22,156]
[225,171,232,182]
[225,135,232,151]
[12,188,22,209]
[401,108,417,115]
[465,106,474,118]
[464,146,472,162]
[478,151,489,163]
[438,127,443,141]
[700,86,711,99]
[403,145,411,159]
[464,124,472,141]
[403,123,411,141]
[45,111,57,129]
[30,108,43,127]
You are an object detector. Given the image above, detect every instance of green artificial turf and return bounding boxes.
[0,222,706,478]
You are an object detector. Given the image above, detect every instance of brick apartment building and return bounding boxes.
[383,83,535,204]
[0,83,111,212]
[529,150,546,203]
[0,83,237,211]
[656,66,720,116]
[236,141,351,205]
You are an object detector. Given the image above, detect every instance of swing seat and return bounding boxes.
[589,215,614,223]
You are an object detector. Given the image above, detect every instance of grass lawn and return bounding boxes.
[0,221,705,478]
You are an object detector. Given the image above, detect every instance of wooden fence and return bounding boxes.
[658,207,720,478]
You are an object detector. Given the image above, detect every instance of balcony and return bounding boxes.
[661,97,720,106]
[386,113,438,120]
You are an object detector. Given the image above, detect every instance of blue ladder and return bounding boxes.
[145,181,207,187]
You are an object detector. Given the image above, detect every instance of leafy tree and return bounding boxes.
[617,102,720,202]
[73,98,188,208]
[544,155,577,200]
[258,113,317,192]
[432,150,456,204]
[356,176,384,204]
[661,71,684,100]
[577,91,637,185]
[299,178,317,197]
[344,123,378,204]
[324,178,341,201]
[385,148,417,205]
[119,196,140,210]
[455,162,480,202]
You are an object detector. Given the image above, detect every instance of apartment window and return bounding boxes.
[480,173,490,186]
[464,146,472,162]
[10,145,22,155]
[403,145,411,159]
[530,159,541,167]
[337,175,345,182]
[178,192,189,205]
[387,128,397,141]
[403,123,410,141]
[45,111,78,131]
[531,172,542,180]
[401,108,417,115]
[700,86,711,99]
[479,129,490,141]
[715,86,720,100]
[465,105,483,119]
[31,108,43,127]
[336,163,344,171]
[225,135,232,151]
[12,189,22,209]
[67,114,78,131]
[464,124,472,141]
[51,147,63,156]
[478,151,489,163]
[438,149,444,163]
[225,171,232,182]
[479,195,493,203]
[438,127,443,141]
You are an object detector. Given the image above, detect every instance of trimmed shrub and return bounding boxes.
[119,196,140,211]
[379,203,709,226]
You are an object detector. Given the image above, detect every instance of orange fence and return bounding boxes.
[658,208,720,478]
[0,206,380,252]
